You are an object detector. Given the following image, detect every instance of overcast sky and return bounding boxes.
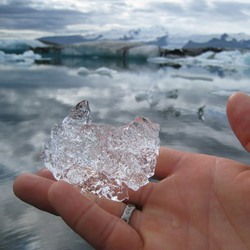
[1,0,250,39]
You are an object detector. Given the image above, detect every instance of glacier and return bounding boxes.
[2,30,250,73]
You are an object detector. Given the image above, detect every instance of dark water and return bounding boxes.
[0,58,250,249]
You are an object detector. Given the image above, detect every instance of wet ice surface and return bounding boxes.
[42,100,160,201]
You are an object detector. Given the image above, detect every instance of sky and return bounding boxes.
[1,0,250,39]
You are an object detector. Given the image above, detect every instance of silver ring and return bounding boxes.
[121,203,136,223]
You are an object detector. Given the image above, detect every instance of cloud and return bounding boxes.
[209,1,250,20]
[140,0,250,34]
[145,1,184,13]
[1,0,250,38]
[0,2,91,32]
[189,0,210,10]
[151,0,250,20]
[0,0,138,37]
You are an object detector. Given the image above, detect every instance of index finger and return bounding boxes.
[48,181,142,249]
[153,147,185,180]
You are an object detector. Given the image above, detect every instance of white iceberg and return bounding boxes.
[0,50,41,65]
[61,41,160,59]
[148,50,250,71]
[0,39,46,53]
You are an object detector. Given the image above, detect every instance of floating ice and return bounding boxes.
[42,101,160,201]
[0,50,41,65]
[77,67,117,78]
[0,39,46,53]
[147,50,250,71]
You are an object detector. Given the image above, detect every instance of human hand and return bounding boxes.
[13,92,250,250]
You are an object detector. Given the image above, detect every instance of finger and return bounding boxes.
[48,181,142,249]
[127,147,185,206]
[126,182,156,209]
[227,92,250,152]
[37,168,56,180]
[85,193,128,217]
[36,168,139,217]
[153,147,185,180]
[13,173,58,215]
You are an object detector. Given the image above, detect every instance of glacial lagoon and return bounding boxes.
[1,55,250,249]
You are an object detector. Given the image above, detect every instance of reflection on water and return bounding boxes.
[1,58,250,249]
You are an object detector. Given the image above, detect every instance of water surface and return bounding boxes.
[1,58,249,249]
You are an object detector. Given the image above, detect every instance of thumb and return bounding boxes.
[227,92,250,152]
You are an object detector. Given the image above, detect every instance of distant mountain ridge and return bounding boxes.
[183,33,250,49]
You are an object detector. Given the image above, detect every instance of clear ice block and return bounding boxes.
[42,100,160,201]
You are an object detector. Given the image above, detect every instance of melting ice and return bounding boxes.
[42,100,160,201]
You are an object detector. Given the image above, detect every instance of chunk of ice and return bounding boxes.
[42,101,160,201]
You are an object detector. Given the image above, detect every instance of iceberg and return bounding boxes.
[148,50,250,71]
[3,31,250,69]
[183,33,250,50]
[38,26,169,47]
[60,41,160,59]
[0,50,41,65]
[0,39,46,53]
[42,100,160,201]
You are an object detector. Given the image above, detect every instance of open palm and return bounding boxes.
[14,92,250,250]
